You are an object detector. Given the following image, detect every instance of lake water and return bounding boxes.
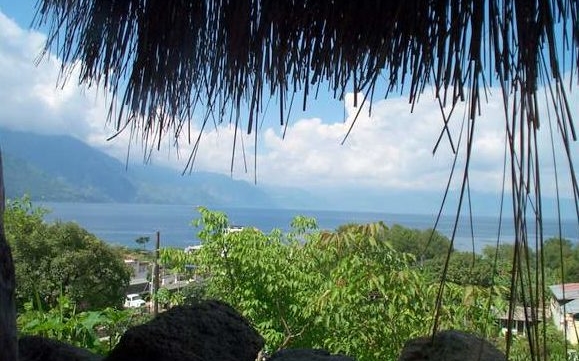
[40,202,579,253]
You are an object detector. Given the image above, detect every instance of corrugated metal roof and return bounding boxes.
[495,306,547,322]
[562,299,579,315]
[550,283,579,302]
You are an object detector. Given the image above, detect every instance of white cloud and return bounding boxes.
[252,85,578,200]
[258,94,485,192]
[0,9,577,204]
[1,14,93,132]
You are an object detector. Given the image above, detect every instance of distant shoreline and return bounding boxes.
[38,202,579,253]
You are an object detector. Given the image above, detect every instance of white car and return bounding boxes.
[124,293,146,308]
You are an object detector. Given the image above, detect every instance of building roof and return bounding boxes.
[562,299,579,315]
[550,283,579,302]
[496,306,546,322]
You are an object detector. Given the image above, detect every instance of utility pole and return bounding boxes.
[152,231,160,316]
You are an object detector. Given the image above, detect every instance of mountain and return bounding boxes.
[5,128,567,216]
[1,130,136,202]
[126,165,276,207]
[3,152,83,202]
[0,128,278,207]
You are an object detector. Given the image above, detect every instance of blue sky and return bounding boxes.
[0,1,33,25]
[0,1,578,216]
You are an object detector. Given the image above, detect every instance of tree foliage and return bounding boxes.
[17,294,149,355]
[134,236,150,251]
[386,225,452,262]
[5,197,131,310]
[541,238,579,284]
[421,251,511,291]
[185,208,506,360]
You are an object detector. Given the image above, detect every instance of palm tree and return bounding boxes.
[135,236,150,251]
[1,1,578,360]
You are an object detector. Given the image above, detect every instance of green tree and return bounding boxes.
[190,208,505,360]
[193,208,309,351]
[160,247,198,276]
[134,236,150,251]
[422,251,511,290]
[18,294,150,355]
[541,238,579,284]
[492,323,573,361]
[5,198,131,310]
[386,225,452,263]
[303,222,433,360]
[3,195,47,239]
[481,244,520,268]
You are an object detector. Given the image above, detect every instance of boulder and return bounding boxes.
[268,349,355,361]
[398,330,506,361]
[18,335,102,361]
[105,299,264,361]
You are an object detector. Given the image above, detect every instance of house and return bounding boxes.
[125,259,150,280]
[124,258,193,296]
[496,306,544,337]
[549,283,579,344]
[125,259,151,295]
[184,245,203,253]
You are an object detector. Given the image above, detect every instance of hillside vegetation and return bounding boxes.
[8,200,574,360]
[0,128,276,206]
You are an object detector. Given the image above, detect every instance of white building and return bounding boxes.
[550,283,579,344]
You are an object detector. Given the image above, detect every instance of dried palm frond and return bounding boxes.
[33,1,576,143]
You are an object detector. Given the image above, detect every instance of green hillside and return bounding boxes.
[3,153,85,201]
[0,128,276,207]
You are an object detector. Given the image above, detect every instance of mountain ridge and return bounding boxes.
[2,128,569,216]
[0,128,280,207]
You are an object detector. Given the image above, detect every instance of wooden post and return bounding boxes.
[0,151,18,361]
[153,231,160,316]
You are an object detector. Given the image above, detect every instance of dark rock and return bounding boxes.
[18,336,102,361]
[105,299,264,361]
[268,349,355,361]
[398,330,506,361]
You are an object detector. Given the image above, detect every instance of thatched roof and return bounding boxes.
[34,0,577,148]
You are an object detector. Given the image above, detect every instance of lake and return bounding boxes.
[40,202,578,253]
